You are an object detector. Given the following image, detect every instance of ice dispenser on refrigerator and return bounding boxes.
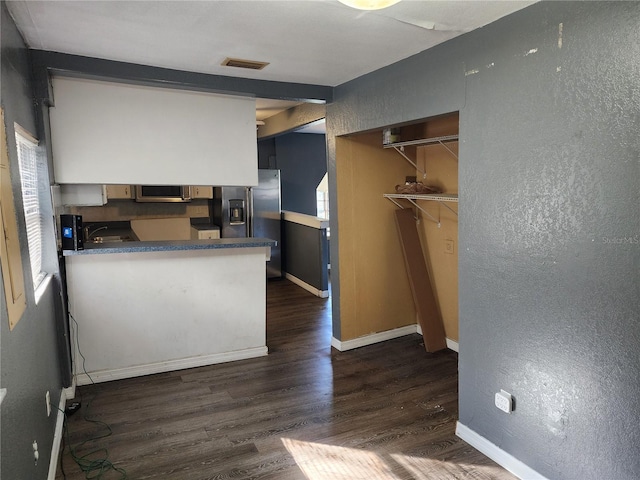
[212,187,249,238]
[211,171,282,278]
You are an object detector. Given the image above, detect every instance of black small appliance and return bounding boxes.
[60,214,83,251]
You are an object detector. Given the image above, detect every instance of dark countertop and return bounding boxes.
[63,238,276,256]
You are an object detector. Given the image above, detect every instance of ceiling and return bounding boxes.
[7,0,535,127]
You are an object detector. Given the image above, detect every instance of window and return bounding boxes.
[316,173,329,219]
[15,126,46,291]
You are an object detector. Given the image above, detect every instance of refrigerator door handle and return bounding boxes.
[248,187,253,237]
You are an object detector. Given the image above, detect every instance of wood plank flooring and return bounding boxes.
[57,279,515,480]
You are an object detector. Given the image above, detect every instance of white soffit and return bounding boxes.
[7,0,535,87]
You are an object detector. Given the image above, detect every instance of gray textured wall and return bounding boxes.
[1,3,65,478]
[327,2,640,479]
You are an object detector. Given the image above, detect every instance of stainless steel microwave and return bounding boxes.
[135,185,192,203]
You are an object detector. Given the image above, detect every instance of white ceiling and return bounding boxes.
[7,0,534,124]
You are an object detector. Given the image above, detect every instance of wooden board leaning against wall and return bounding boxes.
[414,114,459,342]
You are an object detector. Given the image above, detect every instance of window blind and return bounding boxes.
[15,129,45,290]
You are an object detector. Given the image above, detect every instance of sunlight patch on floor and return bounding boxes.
[282,438,400,479]
[391,453,507,479]
[282,437,509,480]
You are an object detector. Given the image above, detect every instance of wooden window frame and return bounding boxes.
[0,108,27,330]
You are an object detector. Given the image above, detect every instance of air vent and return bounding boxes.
[221,57,270,70]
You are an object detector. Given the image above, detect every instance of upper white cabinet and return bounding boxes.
[49,77,258,186]
[59,184,106,206]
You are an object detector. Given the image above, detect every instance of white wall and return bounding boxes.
[66,247,269,384]
[50,77,258,186]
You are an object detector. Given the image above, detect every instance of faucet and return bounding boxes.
[84,225,108,241]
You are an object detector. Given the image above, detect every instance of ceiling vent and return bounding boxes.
[221,57,269,70]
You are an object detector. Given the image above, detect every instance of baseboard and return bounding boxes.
[416,324,459,352]
[48,381,76,480]
[285,273,329,298]
[455,422,549,480]
[75,346,268,386]
[331,325,418,351]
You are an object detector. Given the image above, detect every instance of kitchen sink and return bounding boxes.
[90,235,135,243]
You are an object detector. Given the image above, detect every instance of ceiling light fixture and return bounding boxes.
[338,0,401,10]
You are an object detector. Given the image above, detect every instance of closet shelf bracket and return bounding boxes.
[384,134,459,174]
[384,193,459,228]
[392,146,427,179]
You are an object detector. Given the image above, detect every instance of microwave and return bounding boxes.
[135,185,192,203]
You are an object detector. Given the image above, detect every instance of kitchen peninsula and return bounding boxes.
[64,238,275,385]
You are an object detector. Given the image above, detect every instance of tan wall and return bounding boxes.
[335,113,459,343]
[416,142,459,341]
[336,132,417,341]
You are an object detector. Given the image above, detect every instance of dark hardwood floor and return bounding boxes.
[57,279,515,480]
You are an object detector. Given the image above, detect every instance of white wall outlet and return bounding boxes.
[495,389,513,413]
[45,391,51,417]
[33,440,39,465]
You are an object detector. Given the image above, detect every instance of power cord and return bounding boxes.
[56,314,128,479]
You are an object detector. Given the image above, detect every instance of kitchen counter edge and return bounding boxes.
[63,238,276,256]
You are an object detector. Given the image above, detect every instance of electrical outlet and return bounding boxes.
[45,391,51,417]
[495,390,513,413]
[444,239,455,255]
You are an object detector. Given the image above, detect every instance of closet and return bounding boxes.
[335,112,459,349]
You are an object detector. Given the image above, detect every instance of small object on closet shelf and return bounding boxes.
[405,176,417,184]
[382,127,401,145]
[395,182,442,195]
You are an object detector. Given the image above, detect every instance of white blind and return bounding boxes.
[15,128,45,290]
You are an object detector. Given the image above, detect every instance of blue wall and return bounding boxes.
[273,133,327,216]
[327,2,640,479]
[258,133,327,216]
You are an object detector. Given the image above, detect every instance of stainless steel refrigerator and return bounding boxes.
[251,169,282,278]
[212,169,281,278]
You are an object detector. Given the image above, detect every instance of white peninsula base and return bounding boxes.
[65,243,271,385]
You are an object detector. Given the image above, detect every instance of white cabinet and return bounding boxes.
[105,185,133,199]
[59,184,107,206]
[192,186,213,199]
[50,77,258,186]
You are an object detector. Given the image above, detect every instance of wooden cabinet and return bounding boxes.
[105,184,133,199]
[190,226,220,239]
[191,186,213,199]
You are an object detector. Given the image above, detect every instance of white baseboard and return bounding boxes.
[75,346,268,386]
[455,422,549,480]
[285,273,329,298]
[48,382,76,480]
[331,325,418,351]
[416,324,459,352]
